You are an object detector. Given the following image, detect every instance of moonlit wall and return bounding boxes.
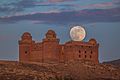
[0,0,120,62]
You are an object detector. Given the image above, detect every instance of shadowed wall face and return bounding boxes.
[19,30,99,64]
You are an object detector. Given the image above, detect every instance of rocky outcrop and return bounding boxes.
[103,59,120,67]
[0,60,120,80]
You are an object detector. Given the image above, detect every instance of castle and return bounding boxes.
[19,30,99,64]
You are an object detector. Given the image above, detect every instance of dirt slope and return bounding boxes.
[0,60,120,80]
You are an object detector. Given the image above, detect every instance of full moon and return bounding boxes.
[70,26,86,41]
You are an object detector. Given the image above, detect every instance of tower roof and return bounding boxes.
[22,32,31,37]
[89,38,97,45]
[21,32,32,40]
[45,29,56,39]
[46,30,56,35]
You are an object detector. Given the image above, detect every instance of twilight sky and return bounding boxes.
[0,0,120,62]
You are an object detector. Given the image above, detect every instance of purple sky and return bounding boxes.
[0,0,120,62]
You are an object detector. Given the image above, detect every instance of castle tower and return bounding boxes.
[19,32,32,62]
[88,38,99,63]
[42,30,60,63]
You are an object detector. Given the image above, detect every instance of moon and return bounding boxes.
[70,26,86,41]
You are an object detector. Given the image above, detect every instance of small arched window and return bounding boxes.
[85,55,87,58]
[79,50,81,53]
[85,51,87,53]
[91,51,93,54]
[25,47,29,50]
[25,46,29,54]
[79,55,81,58]
[25,51,28,55]
[90,55,92,58]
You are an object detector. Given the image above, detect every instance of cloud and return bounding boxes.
[0,6,11,13]
[0,0,74,14]
[73,2,114,9]
[5,0,74,9]
[113,0,120,7]
[113,0,120,4]
[1,0,119,15]
[0,6,23,14]
[85,2,113,8]
[0,7,120,24]
[0,0,35,14]
[48,0,74,3]
[7,0,35,8]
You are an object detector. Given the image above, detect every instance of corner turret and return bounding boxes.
[19,32,33,62]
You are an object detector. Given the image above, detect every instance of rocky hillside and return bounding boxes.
[103,59,120,67]
[0,60,120,80]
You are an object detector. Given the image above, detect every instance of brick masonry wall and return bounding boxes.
[19,30,99,64]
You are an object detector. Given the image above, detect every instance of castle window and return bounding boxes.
[79,50,81,53]
[85,55,87,58]
[90,55,92,58]
[79,55,81,58]
[85,51,87,53]
[25,51,28,54]
[89,46,91,48]
[62,52,64,55]
[25,47,29,54]
[91,51,93,54]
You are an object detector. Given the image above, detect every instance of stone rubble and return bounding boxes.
[0,60,120,80]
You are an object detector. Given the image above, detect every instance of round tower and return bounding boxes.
[89,38,99,63]
[45,29,57,40]
[43,30,60,63]
[19,32,32,62]
[89,38,97,45]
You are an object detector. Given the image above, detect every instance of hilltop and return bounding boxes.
[103,59,120,67]
[0,60,120,80]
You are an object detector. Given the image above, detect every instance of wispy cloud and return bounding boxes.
[0,0,35,14]
[72,2,115,10]
[1,0,120,16]
[0,6,12,13]
[82,2,113,9]
[113,0,120,7]
[48,0,74,3]
[0,0,74,15]
[0,7,120,24]
[0,5,23,14]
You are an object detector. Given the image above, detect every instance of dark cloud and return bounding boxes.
[0,0,120,15]
[0,8,120,24]
[0,6,23,14]
[8,0,36,8]
[0,7,25,14]
[113,0,120,7]
[0,7,11,12]
[0,0,40,14]
[0,0,74,14]
[48,0,74,3]
[7,0,74,8]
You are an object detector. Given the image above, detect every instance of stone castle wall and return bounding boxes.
[19,30,99,64]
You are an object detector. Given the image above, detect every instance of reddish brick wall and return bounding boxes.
[42,40,60,63]
[19,30,99,64]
